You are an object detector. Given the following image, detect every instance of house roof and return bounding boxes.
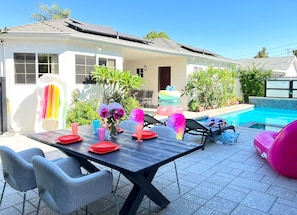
[1,18,236,64]
[237,56,296,72]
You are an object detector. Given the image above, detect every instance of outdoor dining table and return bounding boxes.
[27,125,203,215]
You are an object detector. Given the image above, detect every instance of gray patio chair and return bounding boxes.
[185,118,236,150]
[32,155,119,215]
[142,90,153,107]
[0,146,45,215]
[135,89,145,103]
[118,119,139,132]
[149,126,181,194]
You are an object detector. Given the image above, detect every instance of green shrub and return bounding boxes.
[182,67,236,111]
[66,91,99,127]
[238,65,272,103]
[121,96,141,119]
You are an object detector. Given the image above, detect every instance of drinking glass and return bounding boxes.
[71,122,78,135]
[135,124,143,142]
[92,120,100,135]
[98,127,106,142]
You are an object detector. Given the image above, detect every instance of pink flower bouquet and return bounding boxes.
[98,102,126,137]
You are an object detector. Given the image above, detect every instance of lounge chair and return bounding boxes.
[143,114,166,127]
[185,118,236,150]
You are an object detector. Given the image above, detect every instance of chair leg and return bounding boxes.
[200,135,207,150]
[0,182,7,207]
[36,198,41,215]
[115,173,121,191]
[21,191,27,215]
[113,191,119,215]
[173,161,181,194]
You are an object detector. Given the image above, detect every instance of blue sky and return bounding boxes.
[1,0,297,59]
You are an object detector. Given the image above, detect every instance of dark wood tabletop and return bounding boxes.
[27,125,203,215]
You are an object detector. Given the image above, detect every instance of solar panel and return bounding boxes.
[179,43,218,57]
[66,19,151,44]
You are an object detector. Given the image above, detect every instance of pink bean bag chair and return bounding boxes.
[254,120,297,178]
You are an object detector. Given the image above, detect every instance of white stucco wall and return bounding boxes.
[1,39,123,133]
[284,63,297,77]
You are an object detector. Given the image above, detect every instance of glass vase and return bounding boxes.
[107,123,117,140]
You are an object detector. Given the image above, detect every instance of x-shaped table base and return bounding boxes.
[120,167,170,215]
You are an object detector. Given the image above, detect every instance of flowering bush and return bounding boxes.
[98,102,126,137]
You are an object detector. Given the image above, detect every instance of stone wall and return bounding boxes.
[249,96,297,109]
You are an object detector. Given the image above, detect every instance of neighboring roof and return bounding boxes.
[1,18,236,64]
[237,56,296,71]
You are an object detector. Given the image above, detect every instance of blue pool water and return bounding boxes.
[216,107,297,130]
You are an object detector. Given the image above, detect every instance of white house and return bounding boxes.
[0,18,237,133]
[237,56,297,78]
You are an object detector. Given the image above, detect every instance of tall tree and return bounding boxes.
[144,31,170,39]
[31,3,71,21]
[292,49,297,57]
[254,47,269,58]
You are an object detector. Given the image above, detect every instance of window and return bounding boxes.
[98,57,116,69]
[136,68,143,78]
[14,53,36,84]
[75,55,96,84]
[193,66,203,72]
[38,54,59,78]
[14,53,59,84]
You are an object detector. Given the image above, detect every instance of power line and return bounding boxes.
[231,42,297,59]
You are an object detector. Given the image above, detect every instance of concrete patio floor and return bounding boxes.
[1,107,297,214]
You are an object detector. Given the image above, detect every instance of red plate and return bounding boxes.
[89,141,120,154]
[56,135,83,144]
[90,141,118,152]
[131,130,158,140]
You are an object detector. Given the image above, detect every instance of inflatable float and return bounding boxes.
[157,85,184,116]
[34,74,67,133]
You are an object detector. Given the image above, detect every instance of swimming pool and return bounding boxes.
[215,107,297,131]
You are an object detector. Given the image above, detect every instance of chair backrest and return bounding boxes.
[269,120,297,175]
[185,119,209,132]
[32,156,113,214]
[149,126,176,139]
[129,108,144,124]
[143,90,153,98]
[166,113,186,140]
[0,146,44,191]
[144,114,164,127]
[32,156,83,214]
[136,90,145,100]
[119,120,139,132]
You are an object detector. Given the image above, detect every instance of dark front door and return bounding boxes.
[158,67,171,91]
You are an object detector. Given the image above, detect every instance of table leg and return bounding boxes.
[120,167,170,215]
[76,157,99,173]
[63,152,100,173]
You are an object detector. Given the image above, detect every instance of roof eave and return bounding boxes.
[1,31,236,64]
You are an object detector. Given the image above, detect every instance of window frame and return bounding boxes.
[14,52,59,84]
